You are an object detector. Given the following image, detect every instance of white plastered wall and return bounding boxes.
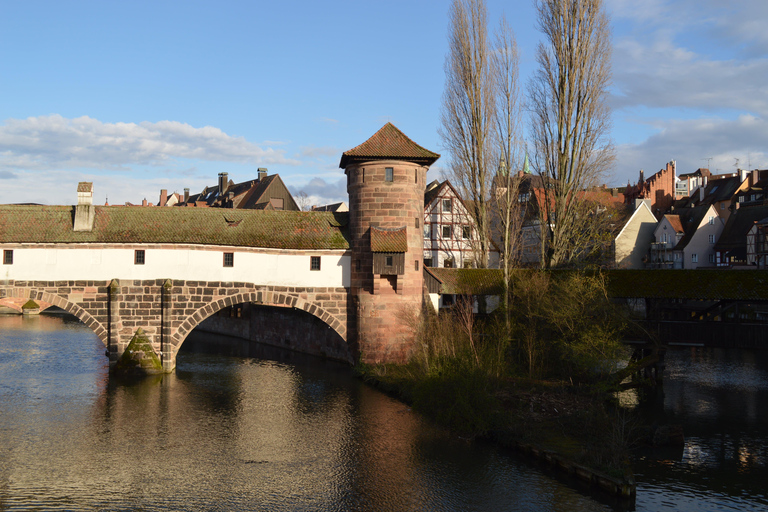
[1,245,350,288]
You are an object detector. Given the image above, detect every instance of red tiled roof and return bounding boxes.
[370,226,407,252]
[665,214,684,233]
[340,123,440,168]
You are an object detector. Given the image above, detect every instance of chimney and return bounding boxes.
[218,172,228,195]
[639,170,644,184]
[159,189,168,207]
[611,188,618,198]
[258,168,268,181]
[184,188,190,203]
[74,182,95,232]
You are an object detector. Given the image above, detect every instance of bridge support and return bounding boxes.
[0,279,352,374]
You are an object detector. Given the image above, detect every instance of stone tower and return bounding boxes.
[340,123,440,363]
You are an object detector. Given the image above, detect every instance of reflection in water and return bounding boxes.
[0,315,611,511]
[628,347,768,512]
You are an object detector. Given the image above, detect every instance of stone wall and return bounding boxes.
[0,279,352,371]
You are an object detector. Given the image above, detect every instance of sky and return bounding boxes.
[0,0,766,207]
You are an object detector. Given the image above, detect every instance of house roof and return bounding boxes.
[664,214,684,234]
[339,123,440,168]
[0,205,349,250]
[424,267,504,295]
[669,205,711,250]
[370,226,407,252]
[714,204,768,251]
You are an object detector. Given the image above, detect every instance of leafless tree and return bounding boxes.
[489,16,525,320]
[439,0,496,269]
[528,0,615,268]
[295,191,312,212]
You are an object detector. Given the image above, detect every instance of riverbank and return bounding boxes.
[357,364,637,498]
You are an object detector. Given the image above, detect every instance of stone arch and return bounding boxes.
[0,288,109,347]
[172,290,347,351]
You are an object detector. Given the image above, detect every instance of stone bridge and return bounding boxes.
[0,279,351,372]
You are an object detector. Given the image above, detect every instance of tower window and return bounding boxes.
[385,167,393,182]
[135,250,145,265]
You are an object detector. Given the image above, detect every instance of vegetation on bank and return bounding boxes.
[358,269,638,474]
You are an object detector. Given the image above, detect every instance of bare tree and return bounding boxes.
[295,191,312,212]
[490,17,525,319]
[528,0,614,268]
[439,0,496,268]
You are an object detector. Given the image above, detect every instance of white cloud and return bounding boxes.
[615,114,768,184]
[289,177,347,208]
[0,115,301,173]
[606,0,768,185]
[298,145,339,159]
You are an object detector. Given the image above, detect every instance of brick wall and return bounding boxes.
[347,160,427,363]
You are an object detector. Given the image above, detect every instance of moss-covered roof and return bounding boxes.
[370,226,407,252]
[423,267,768,301]
[604,269,768,300]
[426,268,504,295]
[0,205,350,250]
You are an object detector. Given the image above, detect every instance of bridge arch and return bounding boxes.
[0,289,108,347]
[172,290,349,358]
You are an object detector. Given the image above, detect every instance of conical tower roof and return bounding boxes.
[339,123,440,169]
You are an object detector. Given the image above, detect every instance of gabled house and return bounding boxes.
[715,204,768,267]
[613,200,656,269]
[748,217,768,269]
[423,179,500,268]
[168,169,299,211]
[651,204,723,268]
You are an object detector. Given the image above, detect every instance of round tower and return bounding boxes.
[340,123,440,363]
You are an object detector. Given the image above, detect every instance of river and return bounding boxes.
[0,314,766,511]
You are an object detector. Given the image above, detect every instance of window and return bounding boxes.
[709,254,716,263]
[709,234,715,244]
[518,192,530,203]
[444,258,454,268]
[442,226,452,239]
[385,167,393,182]
[691,253,698,263]
[310,256,321,271]
[443,199,452,212]
[721,203,725,210]
[739,196,745,203]
[674,253,681,261]
[442,294,454,306]
[415,217,419,228]
[415,260,419,271]
[463,259,472,268]
[709,216,715,225]
[423,258,433,267]
[385,255,393,267]
[356,259,361,272]
[462,226,470,239]
[135,249,145,265]
[3,250,12,265]
[223,252,234,267]
[270,198,284,210]
[662,233,668,244]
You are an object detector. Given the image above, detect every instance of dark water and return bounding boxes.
[625,347,768,511]
[1,315,766,511]
[0,314,610,512]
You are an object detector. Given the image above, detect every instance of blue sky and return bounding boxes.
[0,0,766,206]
